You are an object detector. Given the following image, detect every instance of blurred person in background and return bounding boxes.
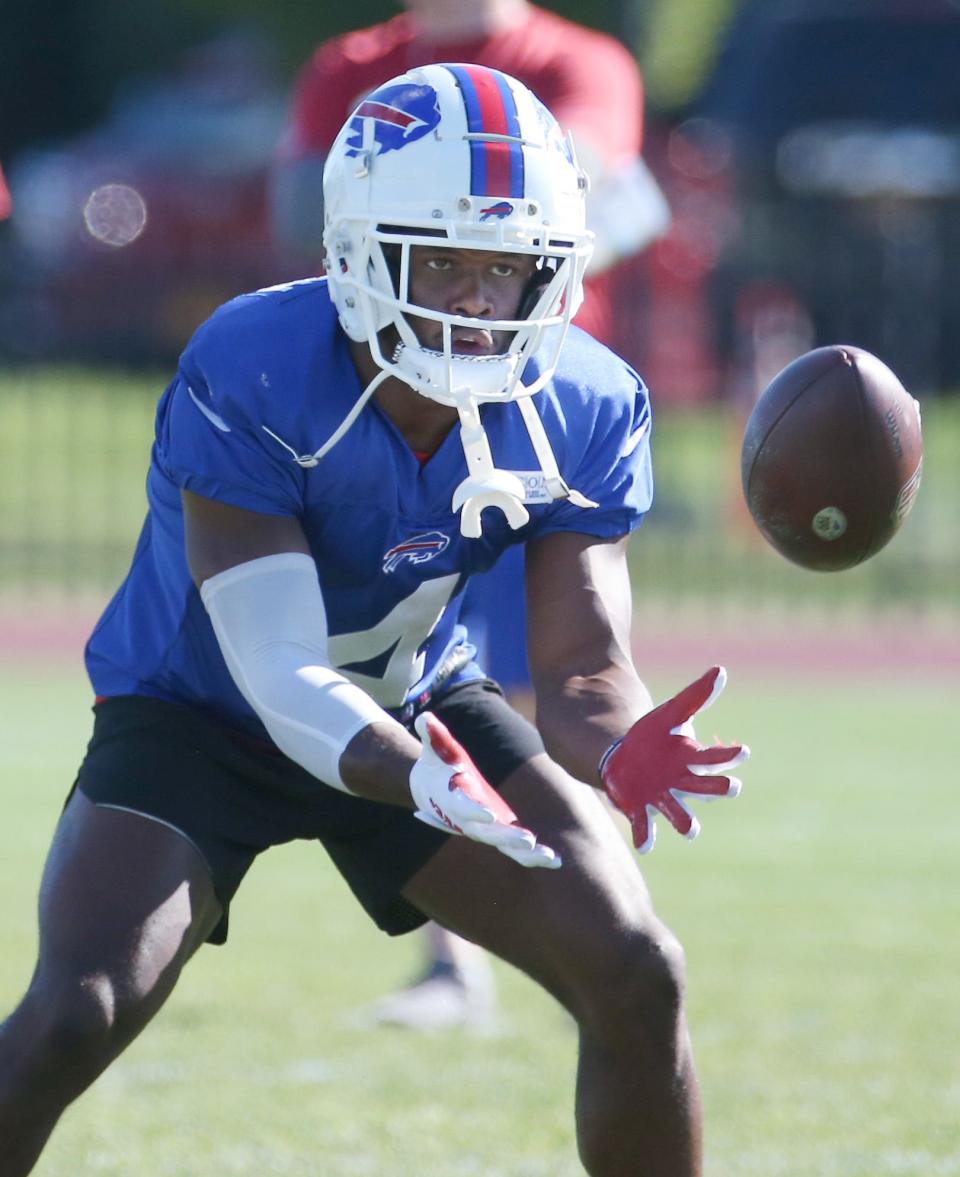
[271,0,670,1032]
[0,164,10,222]
[0,64,747,1177]
[0,162,13,327]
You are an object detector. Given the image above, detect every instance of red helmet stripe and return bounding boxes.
[446,64,524,197]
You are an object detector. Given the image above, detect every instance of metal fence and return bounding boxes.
[1,366,956,629]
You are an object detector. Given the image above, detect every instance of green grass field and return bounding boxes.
[2,661,958,1176]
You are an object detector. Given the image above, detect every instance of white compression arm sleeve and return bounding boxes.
[200,552,399,791]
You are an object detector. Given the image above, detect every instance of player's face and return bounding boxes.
[405,246,538,355]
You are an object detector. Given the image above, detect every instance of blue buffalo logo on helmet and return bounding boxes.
[344,83,441,158]
[479,201,514,221]
[382,530,450,573]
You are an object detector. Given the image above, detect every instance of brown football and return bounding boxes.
[740,345,923,571]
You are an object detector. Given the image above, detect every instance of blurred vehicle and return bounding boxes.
[2,34,288,365]
[691,0,960,398]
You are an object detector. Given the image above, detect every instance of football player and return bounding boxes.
[0,66,746,1177]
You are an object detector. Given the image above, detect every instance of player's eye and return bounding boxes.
[423,255,454,271]
[490,262,518,277]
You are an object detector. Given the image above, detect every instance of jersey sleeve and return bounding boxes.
[531,370,654,542]
[154,313,304,517]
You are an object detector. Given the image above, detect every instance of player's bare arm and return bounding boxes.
[182,487,311,581]
[525,529,650,783]
[527,528,748,852]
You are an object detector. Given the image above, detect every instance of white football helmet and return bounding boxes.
[319,63,597,537]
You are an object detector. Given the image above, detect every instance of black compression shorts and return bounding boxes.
[72,680,544,945]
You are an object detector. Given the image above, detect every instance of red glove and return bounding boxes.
[600,666,749,854]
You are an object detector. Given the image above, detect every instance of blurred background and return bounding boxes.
[2,0,959,639]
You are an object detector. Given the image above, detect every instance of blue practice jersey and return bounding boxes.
[86,278,653,739]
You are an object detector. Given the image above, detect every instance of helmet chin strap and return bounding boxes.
[450,395,600,539]
[452,399,530,539]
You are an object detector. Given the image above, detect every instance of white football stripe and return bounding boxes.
[187,384,231,433]
[623,417,650,456]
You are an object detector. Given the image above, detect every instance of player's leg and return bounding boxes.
[401,753,702,1177]
[0,792,222,1177]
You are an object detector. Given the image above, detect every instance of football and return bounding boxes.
[740,345,923,571]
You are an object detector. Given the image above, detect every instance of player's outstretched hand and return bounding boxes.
[600,666,749,854]
[410,712,561,869]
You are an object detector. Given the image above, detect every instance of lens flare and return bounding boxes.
[83,184,147,246]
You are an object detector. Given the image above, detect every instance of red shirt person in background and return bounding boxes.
[0,163,11,221]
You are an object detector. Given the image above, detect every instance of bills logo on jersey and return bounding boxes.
[382,531,450,573]
[345,83,441,158]
[479,201,514,221]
